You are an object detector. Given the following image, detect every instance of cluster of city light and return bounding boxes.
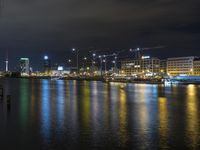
[65,48,121,76]
[18,47,161,79]
[19,47,200,83]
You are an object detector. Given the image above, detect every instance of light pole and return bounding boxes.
[67,59,72,74]
[68,59,72,63]
[72,48,79,74]
[99,55,103,77]
[83,57,87,71]
[103,59,107,75]
[92,53,96,75]
[112,60,116,74]
[113,55,117,74]
[68,59,72,67]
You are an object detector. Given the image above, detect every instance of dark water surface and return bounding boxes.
[0,78,200,150]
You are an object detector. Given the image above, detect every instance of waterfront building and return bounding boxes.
[193,58,200,76]
[167,56,195,76]
[79,60,99,76]
[19,58,30,75]
[160,60,167,74]
[51,66,71,76]
[120,57,160,76]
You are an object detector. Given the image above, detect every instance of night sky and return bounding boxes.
[0,0,200,70]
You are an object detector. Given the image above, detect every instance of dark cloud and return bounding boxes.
[0,0,200,70]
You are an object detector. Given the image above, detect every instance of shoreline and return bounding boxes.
[2,76,200,85]
[0,76,165,84]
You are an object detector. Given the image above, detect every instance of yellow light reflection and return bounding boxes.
[92,81,98,118]
[158,97,169,149]
[186,85,199,148]
[119,88,128,144]
[72,80,77,113]
[135,85,148,132]
[82,81,91,129]
[104,83,110,128]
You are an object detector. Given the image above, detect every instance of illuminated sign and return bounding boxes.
[125,63,134,66]
[20,58,29,61]
[57,66,64,71]
[134,65,140,68]
[142,56,150,59]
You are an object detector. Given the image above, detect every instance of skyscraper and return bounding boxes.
[20,58,30,75]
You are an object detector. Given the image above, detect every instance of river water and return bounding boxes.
[0,78,199,149]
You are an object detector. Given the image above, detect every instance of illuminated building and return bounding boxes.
[43,55,51,74]
[120,56,160,76]
[193,58,200,76]
[160,60,167,74]
[79,60,99,76]
[167,56,195,76]
[19,58,30,75]
[51,64,71,76]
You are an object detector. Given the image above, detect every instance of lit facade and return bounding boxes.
[167,56,195,76]
[121,57,160,76]
[193,59,200,76]
[19,58,30,75]
[160,60,167,74]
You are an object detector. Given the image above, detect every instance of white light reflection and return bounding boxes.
[56,80,65,131]
[41,79,51,142]
[128,84,158,149]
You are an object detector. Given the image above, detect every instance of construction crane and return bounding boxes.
[90,46,164,75]
[129,46,165,59]
[97,49,127,75]
[97,54,113,76]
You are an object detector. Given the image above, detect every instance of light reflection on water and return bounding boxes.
[20,79,29,128]
[41,79,51,142]
[158,97,169,149]
[185,85,199,149]
[0,78,200,149]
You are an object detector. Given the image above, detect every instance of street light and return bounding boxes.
[103,59,107,75]
[112,60,116,74]
[83,57,88,71]
[99,55,103,77]
[44,55,48,60]
[72,48,79,73]
[91,53,96,74]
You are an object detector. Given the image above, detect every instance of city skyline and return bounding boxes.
[1,47,200,71]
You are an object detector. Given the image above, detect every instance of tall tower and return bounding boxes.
[5,51,8,72]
